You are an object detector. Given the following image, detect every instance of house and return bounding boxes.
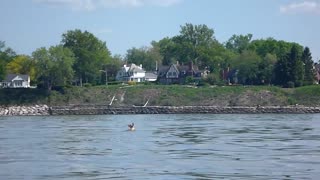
[145,72,157,82]
[157,61,208,84]
[0,74,30,88]
[116,63,156,83]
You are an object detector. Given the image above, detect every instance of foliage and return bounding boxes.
[0,41,16,80]
[302,47,315,85]
[231,51,262,85]
[128,81,137,85]
[32,45,75,90]
[226,34,253,53]
[6,55,36,82]
[62,29,111,86]
[125,44,162,71]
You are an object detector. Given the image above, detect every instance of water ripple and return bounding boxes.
[0,114,320,179]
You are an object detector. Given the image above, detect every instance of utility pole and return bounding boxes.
[100,68,108,86]
[105,67,108,86]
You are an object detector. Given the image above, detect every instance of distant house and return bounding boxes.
[116,63,157,83]
[157,61,209,84]
[0,74,30,88]
[315,63,320,84]
[145,72,157,82]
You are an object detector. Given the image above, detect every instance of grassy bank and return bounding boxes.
[0,85,319,106]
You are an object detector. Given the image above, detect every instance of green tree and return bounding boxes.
[126,43,162,71]
[258,53,277,84]
[226,34,253,53]
[104,54,123,82]
[6,55,36,81]
[273,45,304,87]
[0,41,16,80]
[231,50,262,85]
[173,23,217,67]
[288,45,304,87]
[62,29,111,86]
[273,55,290,86]
[249,38,301,58]
[156,37,176,65]
[302,47,315,85]
[33,46,75,90]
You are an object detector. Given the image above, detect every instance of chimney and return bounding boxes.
[176,61,179,66]
[140,64,142,68]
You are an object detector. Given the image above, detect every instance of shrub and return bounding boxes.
[286,81,295,88]
[295,81,303,87]
[128,81,137,86]
[83,83,92,87]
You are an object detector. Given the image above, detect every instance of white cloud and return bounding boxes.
[34,0,183,11]
[280,1,320,15]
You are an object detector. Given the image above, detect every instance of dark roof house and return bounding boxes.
[157,61,207,84]
[0,74,31,88]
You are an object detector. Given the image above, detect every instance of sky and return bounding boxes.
[1,0,320,60]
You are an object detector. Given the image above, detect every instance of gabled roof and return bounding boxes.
[5,74,29,82]
[128,64,145,73]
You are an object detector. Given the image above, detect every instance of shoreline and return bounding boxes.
[1,105,320,116]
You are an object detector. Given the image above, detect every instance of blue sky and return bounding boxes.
[1,0,319,60]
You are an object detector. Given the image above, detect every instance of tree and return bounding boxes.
[0,41,16,80]
[231,50,262,85]
[104,54,123,82]
[273,55,290,86]
[302,47,315,85]
[226,34,253,53]
[258,53,277,85]
[125,43,162,71]
[33,45,75,90]
[288,45,304,87]
[156,37,176,65]
[6,55,36,81]
[62,29,111,86]
[273,45,304,87]
[173,23,217,67]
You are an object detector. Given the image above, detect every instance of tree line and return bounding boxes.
[0,23,318,90]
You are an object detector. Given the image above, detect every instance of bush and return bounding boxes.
[83,83,92,87]
[205,73,220,85]
[197,80,209,87]
[286,81,295,88]
[185,76,195,84]
[295,81,303,87]
[128,81,137,86]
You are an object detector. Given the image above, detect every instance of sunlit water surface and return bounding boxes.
[1,114,320,179]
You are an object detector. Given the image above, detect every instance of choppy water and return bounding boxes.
[0,114,320,180]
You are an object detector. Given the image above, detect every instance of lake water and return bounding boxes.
[0,114,320,180]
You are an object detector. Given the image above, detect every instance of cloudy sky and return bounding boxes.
[1,0,319,60]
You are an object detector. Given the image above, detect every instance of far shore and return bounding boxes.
[1,104,320,116]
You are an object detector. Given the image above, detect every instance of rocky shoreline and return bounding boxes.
[1,104,320,116]
[0,105,50,116]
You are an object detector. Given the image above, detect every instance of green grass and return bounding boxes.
[1,84,319,106]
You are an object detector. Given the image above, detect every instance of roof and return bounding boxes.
[128,64,145,73]
[5,74,29,82]
[145,72,158,79]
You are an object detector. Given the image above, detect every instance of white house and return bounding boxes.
[0,74,30,88]
[116,64,146,82]
[116,64,158,83]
